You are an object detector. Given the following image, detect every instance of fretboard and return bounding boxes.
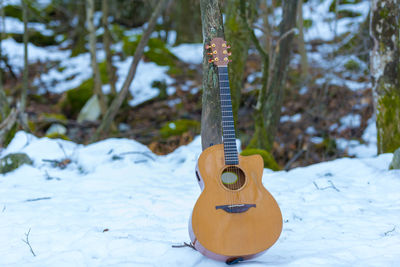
[217,66,238,165]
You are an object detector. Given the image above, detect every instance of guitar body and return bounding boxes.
[189,144,282,262]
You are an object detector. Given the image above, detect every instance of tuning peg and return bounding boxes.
[227,52,232,56]
[205,44,211,49]
[227,45,231,49]
[207,52,213,55]
[208,59,214,63]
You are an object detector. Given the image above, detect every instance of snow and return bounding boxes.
[170,44,203,65]
[280,114,302,123]
[303,0,369,42]
[339,113,362,130]
[337,118,377,158]
[1,131,399,266]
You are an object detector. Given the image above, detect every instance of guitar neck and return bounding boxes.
[217,66,238,165]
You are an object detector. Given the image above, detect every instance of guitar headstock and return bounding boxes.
[205,37,231,66]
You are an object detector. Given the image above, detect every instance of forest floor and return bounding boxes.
[22,41,374,170]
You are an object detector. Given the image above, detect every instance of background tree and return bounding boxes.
[173,0,202,45]
[297,0,308,81]
[91,0,170,142]
[86,0,107,116]
[370,0,400,153]
[224,0,259,125]
[199,0,224,150]
[248,0,298,152]
[0,0,8,121]
[102,0,117,95]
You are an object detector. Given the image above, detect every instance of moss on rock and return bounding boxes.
[45,132,71,141]
[241,148,280,171]
[0,153,33,174]
[344,59,360,72]
[122,35,178,67]
[160,119,200,138]
[12,31,57,47]
[60,79,94,118]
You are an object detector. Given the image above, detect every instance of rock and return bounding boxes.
[0,153,33,174]
[46,123,67,136]
[389,148,400,170]
[77,95,101,123]
[118,123,131,132]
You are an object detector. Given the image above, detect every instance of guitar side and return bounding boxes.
[189,144,283,261]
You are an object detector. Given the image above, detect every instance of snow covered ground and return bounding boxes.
[1,132,399,266]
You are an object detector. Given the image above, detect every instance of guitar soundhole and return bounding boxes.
[221,166,245,190]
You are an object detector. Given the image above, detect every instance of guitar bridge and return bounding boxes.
[215,204,256,213]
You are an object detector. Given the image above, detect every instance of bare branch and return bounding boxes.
[22,228,36,257]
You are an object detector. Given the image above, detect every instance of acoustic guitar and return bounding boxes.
[189,37,283,263]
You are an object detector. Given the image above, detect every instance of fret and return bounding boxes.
[218,67,228,73]
[217,67,239,165]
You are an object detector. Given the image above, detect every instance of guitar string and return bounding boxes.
[219,65,240,208]
[220,67,234,208]
[218,66,232,207]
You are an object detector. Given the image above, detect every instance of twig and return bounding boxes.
[22,228,36,257]
[172,242,196,251]
[274,28,298,54]
[384,226,396,236]
[25,197,51,202]
[57,142,68,159]
[313,180,340,192]
[117,151,155,161]
[284,149,305,171]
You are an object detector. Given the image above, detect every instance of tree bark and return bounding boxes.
[249,0,298,151]
[91,0,169,142]
[199,0,225,150]
[86,0,107,116]
[225,0,258,125]
[102,0,117,95]
[370,0,400,154]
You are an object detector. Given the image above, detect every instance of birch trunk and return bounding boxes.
[370,0,400,153]
[199,0,224,150]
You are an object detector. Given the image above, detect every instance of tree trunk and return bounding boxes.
[86,0,107,116]
[102,0,117,95]
[21,0,28,115]
[370,0,400,154]
[224,0,258,125]
[174,0,202,45]
[297,0,308,81]
[0,0,9,121]
[91,0,169,142]
[199,0,225,150]
[249,0,298,151]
